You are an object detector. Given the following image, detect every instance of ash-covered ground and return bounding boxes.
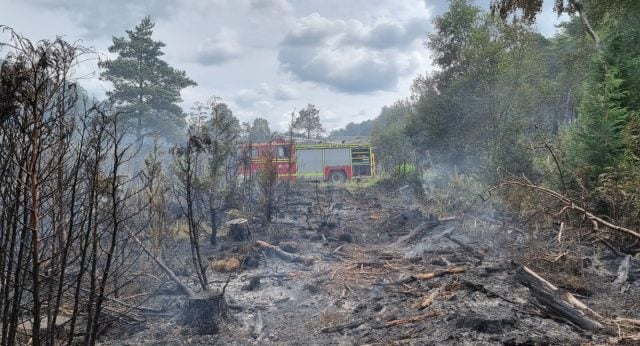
[99,182,640,345]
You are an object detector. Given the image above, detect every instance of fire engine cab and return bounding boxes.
[244,140,375,184]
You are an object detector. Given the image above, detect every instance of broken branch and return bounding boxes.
[515,265,606,332]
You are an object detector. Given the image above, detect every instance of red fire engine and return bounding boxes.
[244,139,375,183]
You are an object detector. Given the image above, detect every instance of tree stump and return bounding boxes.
[181,292,228,334]
[228,218,250,241]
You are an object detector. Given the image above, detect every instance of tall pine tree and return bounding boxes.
[100,17,196,141]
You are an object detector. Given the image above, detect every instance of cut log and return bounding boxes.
[228,218,250,241]
[255,240,314,265]
[515,265,605,332]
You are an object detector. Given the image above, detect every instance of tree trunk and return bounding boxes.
[210,192,217,245]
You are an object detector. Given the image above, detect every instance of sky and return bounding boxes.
[1,0,566,132]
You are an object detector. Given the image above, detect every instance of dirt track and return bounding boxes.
[100,183,639,345]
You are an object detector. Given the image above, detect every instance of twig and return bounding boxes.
[221,274,232,296]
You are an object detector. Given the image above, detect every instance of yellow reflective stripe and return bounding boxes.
[297,172,324,177]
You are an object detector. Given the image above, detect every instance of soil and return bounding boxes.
[97,183,640,345]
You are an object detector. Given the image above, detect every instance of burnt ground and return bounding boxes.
[99,182,640,345]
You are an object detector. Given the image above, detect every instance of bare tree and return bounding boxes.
[172,130,210,291]
[257,142,279,224]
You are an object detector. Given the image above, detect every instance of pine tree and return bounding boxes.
[99,16,196,141]
[294,104,324,139]
[565,65,629,185]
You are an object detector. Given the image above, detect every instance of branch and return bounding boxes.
[128,229,196,298]
[496,179,640,240]
[571,0,602,53]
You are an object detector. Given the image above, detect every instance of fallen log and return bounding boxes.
[515,265,605,332]
[255,240,314,265]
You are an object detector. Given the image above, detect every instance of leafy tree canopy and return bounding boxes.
[329,120,374,138]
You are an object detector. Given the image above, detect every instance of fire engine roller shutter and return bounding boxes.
[296,149,324,179]
[323,148,350,166]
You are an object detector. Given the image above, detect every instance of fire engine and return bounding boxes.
[244,139,375,184]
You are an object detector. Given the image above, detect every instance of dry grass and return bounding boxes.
[211,257,241,272]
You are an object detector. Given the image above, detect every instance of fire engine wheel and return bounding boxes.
[328,170,347,184]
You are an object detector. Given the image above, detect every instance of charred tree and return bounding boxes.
[172,131,210,292]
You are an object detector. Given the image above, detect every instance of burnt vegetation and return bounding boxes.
[2,0,640,344]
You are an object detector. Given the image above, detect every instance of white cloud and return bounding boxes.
[25,0,180,38]
[194,28,243,65]
[278,13,427,93]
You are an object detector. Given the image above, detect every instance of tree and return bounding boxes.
[249,117,272,142]
[490,0,637,52]
[99,16,196,141]
[565,66,628,185]
[202,99,240,245]
[371,100,415,172]
[428,0,482,87]
[171,132,210,291]
[294,104,324,139]
[329,120,375,138]
[406,0,552,180]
